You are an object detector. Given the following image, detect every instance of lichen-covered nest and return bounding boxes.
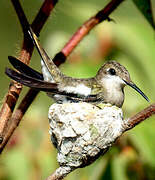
[49,102,125,173]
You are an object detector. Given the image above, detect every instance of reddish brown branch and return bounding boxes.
[0,0,33,137]
[0,82,22,140]
[60,0,124,59]
[0,89,39,153]
[124,104,155,131]
[31,0,58,36]
[52,0,124,66]
[0,0,58,153]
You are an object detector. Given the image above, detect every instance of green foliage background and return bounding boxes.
[0,0,155,179]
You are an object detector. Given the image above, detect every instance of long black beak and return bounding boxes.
[124,80,149,102]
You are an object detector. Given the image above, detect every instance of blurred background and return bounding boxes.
[0,0,155,179]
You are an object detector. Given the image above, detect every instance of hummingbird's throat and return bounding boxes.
[100,76,125,107]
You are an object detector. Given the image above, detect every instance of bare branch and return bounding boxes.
[0,0,58,153]
[46,167,72,180]
[124,103,155,131]
[0,89,39,153]
[31,0,58,35]
[54,0,124,65]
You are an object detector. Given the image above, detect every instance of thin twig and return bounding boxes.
[31,0,58,36]
[0,0,58,153]
[46,167,72,180]
[124,103,155,131]
[0,89,39,152]
[54,0,124,65]
[0,0,32,142]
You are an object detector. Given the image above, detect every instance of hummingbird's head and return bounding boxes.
[96,61,149,102]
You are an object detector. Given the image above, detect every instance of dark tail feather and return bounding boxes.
[8,56,43,80]
[5,68,59,92]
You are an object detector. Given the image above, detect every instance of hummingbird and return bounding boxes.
[5,28,149,108]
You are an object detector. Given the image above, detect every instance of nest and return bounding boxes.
[48,102,125,176]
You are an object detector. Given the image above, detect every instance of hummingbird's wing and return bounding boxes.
[5,67,99,103]
[8,56,43,80]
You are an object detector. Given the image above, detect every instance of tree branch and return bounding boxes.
[54,0,124,65]
[124,103,155,131]
[46,167,72,180]
[0,0,58,153]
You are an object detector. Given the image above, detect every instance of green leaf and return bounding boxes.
[132,0,155,29]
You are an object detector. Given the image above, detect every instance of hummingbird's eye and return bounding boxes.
[108,68,116,75]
